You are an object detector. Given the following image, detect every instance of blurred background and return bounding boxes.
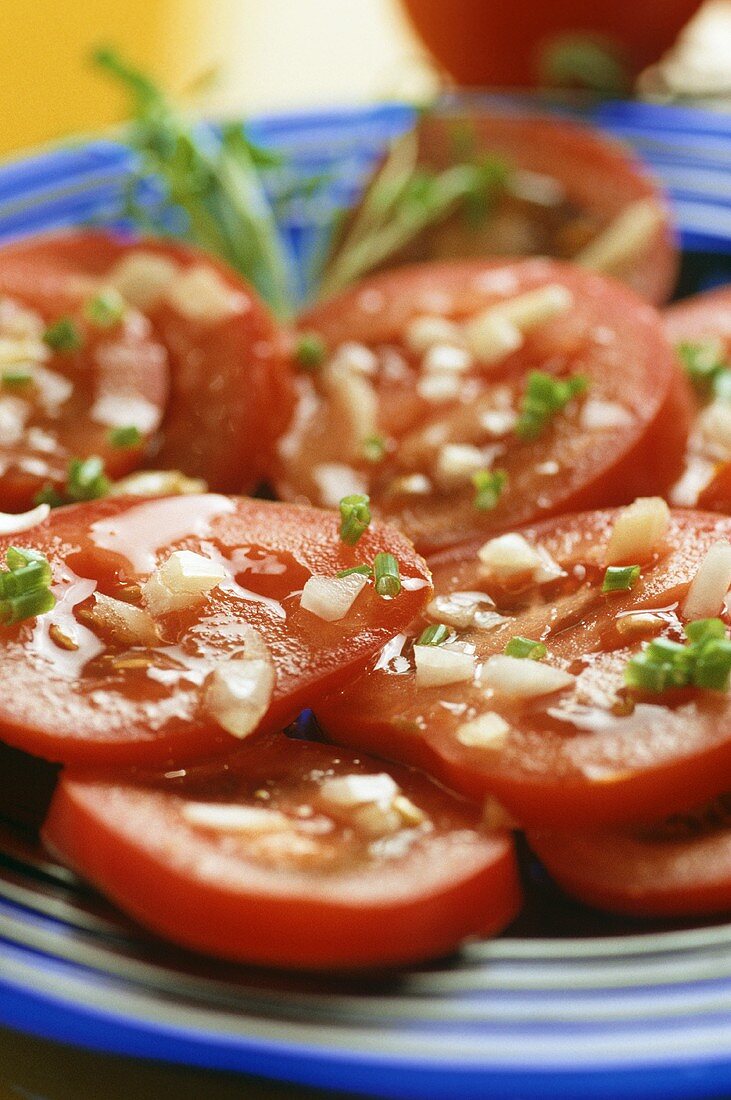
[0,0,729,156]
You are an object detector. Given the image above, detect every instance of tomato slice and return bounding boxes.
[528,792,731,919]
[326,108,678,305]
[0,230,293,493]
[0,494,430,766]
[277,259,690,555]
[316,507,731,830]
[43,732,521,968]
[665,285,731,512]
[0,269,168,512]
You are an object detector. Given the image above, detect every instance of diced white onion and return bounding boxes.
[414,644,475,688]
[142,550,226,615]
[699,401,731,458]
[404,315,464,353]
[181,802,290,833]
[575,198,664,273]
[466,284,573,367]
[300,573,367,622]
[311,463,368,508]
[387,473,432,496]
[683,541,731,621]
[422,343,473,374]
[109,252,179,310]
[0,337,48,365]
[480,408,518,437]
[605,497,670,565]
[478,532,563,583]
[456,711,510,749]
[108,470,207,497]
[463,311,523,365]
[579,399,633,432]
[205,656,275,739]
[480,655,574,698]
[0,503,50,535]
[434,442,487,488]
[164,266,246,324]
[426,590,506,631]
[91,592,160,647]
[319,772,399,808]
[416,371,461,403]
[329,341,378,376]
[322,362,379,455]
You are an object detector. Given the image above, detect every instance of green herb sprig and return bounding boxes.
[625,618,731,694]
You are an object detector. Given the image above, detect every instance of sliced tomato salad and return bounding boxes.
[665,284,731,512]
[276,259,690,555]
[0,268,168,512]
[529,792,731,919]
[316,505,731,830]
[43,732,521,968]
[0,230,293,494]
[0,494,430,766]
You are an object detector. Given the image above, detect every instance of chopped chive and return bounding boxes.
[0,586,56,625]
[336,564,373,578]
[2,368,33,389]
[5,546,47,571]
[339,493,371,545]
[362,434,387,463]
[374,552,401,598]
[33,484,65,509]
[66,456,110,502]
[471,468,507,511]
[108,425,142,448]
[85,289,126,328]
[504,636,547,660]
[677,340,728,393]
[602,565,640,593]
[295,332,326,370]
[0,546,55,626]
[417,623,450,646]
[515,371,588,441]
[625,617,731,694]
[685,618,727,645]
[43,317,82,353]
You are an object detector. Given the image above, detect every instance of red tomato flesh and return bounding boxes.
[0,494,430,766]
[529,792,731,919]
[316,508,731,830]
[278,260,690,555]
[43,733,521,968]
[0,230,294,493]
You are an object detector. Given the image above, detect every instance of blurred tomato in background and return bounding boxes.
[401,0,703,91]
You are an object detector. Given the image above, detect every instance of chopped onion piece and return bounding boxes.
[416,371,461,403]
[329,341,378,376]
[434,443,487,488]
[456,712,510,749]
[0,503,49,535]
[91,592,160,647]
[414,644,475,688]
[388,473,432,496]
[478,532,563,583]
[182,803,290,833]
[683,541,731,621]
[699,401,731,458]
[575,198,664,274]
[323,362,379,456]
[404,315,464,353]
[0,336,48,365]
[480,655,574,698]
[142,550,226,615]
[300,572,367,622]
[165,266,246,324]
[422,344,473,374]
[464,311,523,365]
[319,772,399,807]
[426,590,506,631]
[605,497,670,565]
[109,470,207,497]
[205,656,275,739]
[109,252,179,309]
[312,463,368,508]
[579,399,633,431]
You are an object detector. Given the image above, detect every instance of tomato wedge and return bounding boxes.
[0,494,430,766]
[665,284,731,512]
[528,792,731,918]
[0,269,168,512]
[0,230,293,493]
[316,507,731,830]
[43,732,521,968]
[326,108,677,305]
[277,259,690,555]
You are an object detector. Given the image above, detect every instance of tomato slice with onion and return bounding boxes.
[0,230,293,493]
[316,506,731,830]
[665,285,731,512]
[0,268,168,512]
[528,792,731,919]
[0,494,430,766]
[276,259,690,555]
[43,732,521,968]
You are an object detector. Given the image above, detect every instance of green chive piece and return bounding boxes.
[5,546,47,571]
[339,493,371,545]
[108,425,142,448]
[685,618,727,645]
[602,565,641,593]
[677,340,728,393]
[515,371,588,441]
[43,317,83,353]
[0,546,55,626]
[504,636,547,660]
[625,617,731,694]
[85,289,126,328]
[336,564,373,578]
[66,456,111,502]
[295,332,326,370]
[0,585,56,625]
[362,434,387,463]
[1,368,33,389]
[417,623,450,646]
[373,552,401,598]
[471,468,507,511]
[33,485,65,509]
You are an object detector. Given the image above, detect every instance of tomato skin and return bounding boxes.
[0,494,431,767]
[664,284,731,350]
[281,260,691,556]
[528,796,731,918]
[316,508,731,831]
[43,735,522,968]
[0,230,294,494]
